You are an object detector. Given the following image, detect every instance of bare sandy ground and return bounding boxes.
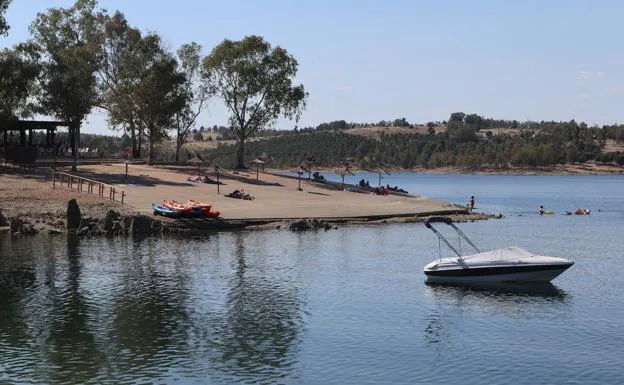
[23,164,448,219]
[68,163,464,220]
[0,168,132,220]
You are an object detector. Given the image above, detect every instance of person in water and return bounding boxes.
[539,205,545,215]
[469,196,475,212]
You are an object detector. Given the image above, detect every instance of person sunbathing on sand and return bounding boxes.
[226,189,255,200]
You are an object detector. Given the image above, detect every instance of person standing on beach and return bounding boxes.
[469,196,475,212]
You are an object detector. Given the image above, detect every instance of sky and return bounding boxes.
[2,0,624,135]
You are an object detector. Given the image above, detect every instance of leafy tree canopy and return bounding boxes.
[203,35,307,168]
[0,0,11,37]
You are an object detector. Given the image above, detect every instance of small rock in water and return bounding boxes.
[288,218,334,232]
[66,199,82,230]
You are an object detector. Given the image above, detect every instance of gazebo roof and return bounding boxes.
[249,158,267,164]
[0,120,70,131]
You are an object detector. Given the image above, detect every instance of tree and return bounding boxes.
[96,10,143,158]
[107,34,186,164]
[0,0,11,37]
[172,42,210,162]
[0,46,40,119]
[29,0,102,171]
[203,35,307,168]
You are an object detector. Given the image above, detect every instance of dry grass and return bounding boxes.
[602,140,624,153]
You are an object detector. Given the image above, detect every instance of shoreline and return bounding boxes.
[0,164,496,236]
[272,163,623,176]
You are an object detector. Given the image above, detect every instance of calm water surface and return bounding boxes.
[1,174,623,384]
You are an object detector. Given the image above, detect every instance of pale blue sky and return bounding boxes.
[3,0,624,135]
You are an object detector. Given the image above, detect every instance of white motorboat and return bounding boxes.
[423,217,574,284]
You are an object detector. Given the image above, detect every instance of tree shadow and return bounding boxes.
[74,170,193,187]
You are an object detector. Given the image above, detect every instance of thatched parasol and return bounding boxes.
[249,158,268,181]
[366,165,391,187]
[337,166,354,190]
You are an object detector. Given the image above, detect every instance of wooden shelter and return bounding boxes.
[1,120,71,166]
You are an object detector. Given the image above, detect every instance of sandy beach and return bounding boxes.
[70,163,466,220]
[0,163,473,232]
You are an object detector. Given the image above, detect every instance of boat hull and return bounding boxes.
[425,263,573,284]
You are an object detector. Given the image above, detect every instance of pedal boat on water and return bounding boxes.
[423,217,573,284]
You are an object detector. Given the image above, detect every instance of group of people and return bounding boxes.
[358,178,408,194]
[539,205,591,215]
[358,178,371,188]
[312,172,326,182]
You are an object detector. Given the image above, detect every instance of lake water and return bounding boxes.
[1,173,623,384]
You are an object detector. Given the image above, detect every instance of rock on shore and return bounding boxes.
[1,200,166,237]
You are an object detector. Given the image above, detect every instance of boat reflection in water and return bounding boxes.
[425,281,569,300]
[423,281,570,348]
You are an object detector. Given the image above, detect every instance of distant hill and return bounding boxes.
[78,113,624,170]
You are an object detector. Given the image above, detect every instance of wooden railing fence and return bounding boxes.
[52,171,126,204]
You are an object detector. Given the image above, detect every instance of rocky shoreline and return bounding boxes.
[0,198,498,237]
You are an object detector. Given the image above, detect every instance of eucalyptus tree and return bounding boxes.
[0,0,11,37]
[107,34,186,165]
[172,42,211,162]
[29,0,103,171]
[0,46,40,120]
[96,10,143,157]
[203,35,308,169]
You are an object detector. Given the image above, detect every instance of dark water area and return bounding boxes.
[1,174,623,384]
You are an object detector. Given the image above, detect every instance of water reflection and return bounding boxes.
[43,236,103,384]
[110,235,192,380]
[203,231,303,382]
[423,282,570,348]
[425,281,569,299]
[0,235,36,347]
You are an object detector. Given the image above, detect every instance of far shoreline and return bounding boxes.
[268,162,623,176]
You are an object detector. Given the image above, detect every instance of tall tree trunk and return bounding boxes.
[70,122,79,172]
[175,127,182,162]
[147,131,153,165]
[130,122,137,158]
[137,131,142,158]
[236,137,246,169]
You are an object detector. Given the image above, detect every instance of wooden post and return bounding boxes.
[53,170,56,189]
[256,164,259,181]
[216,167,220,195]
[341,174,345,190]
[298,172,302,191]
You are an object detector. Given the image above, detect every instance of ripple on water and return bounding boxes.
[1,175,624,384]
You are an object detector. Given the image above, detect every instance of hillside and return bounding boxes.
[185,115,624,170]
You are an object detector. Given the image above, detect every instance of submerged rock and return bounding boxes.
[288,218,334,232]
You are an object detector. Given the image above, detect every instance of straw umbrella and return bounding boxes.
[188,157,204,174]
[337,166,354,190]
[372,165,391,187]
[249,158,267,181]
